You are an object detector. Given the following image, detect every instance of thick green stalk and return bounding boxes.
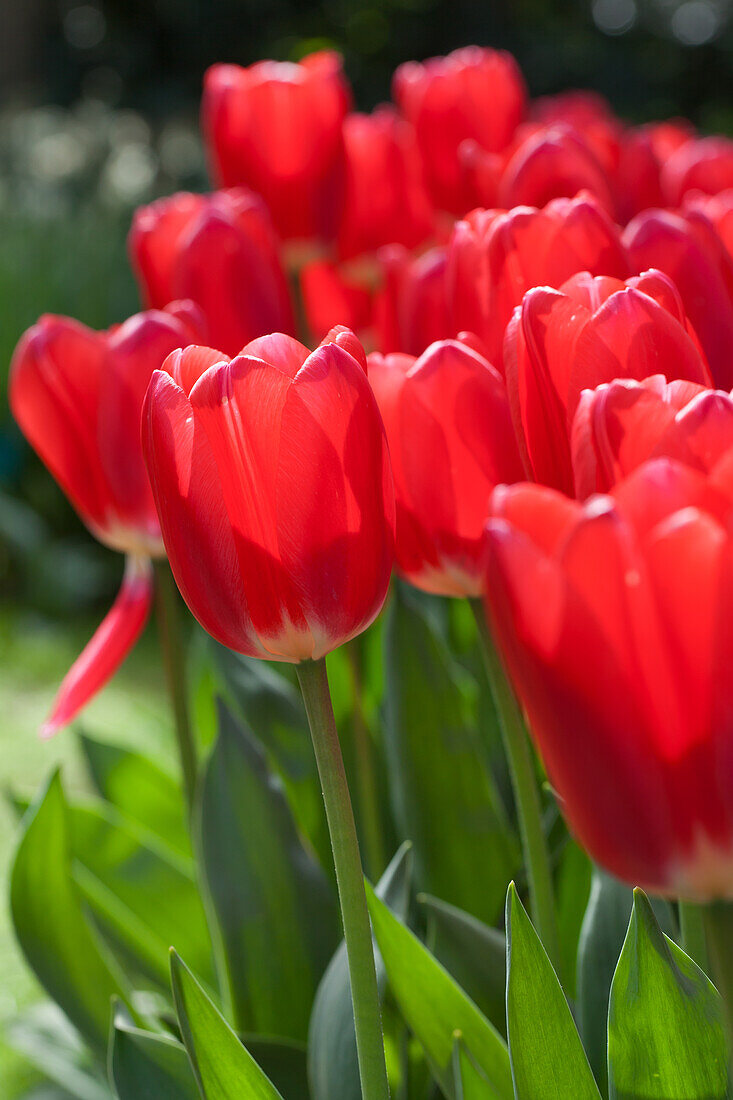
[702,903,733,1065]
[469,598,562,977]
[154,560,197,815]
[297,658,390,1100]
[679,900,709,972]
[344,641,387,879]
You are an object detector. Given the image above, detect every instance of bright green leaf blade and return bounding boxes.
[69,800,214,989]
[555,840,593,1000]
[309,842,413,1100]
[79,733,190,858]
[608,889,730,1100]
[383,587,518,925]
[453,1039,499,1100]
[198,702,339,1040]
[422,894,506,1035]
[9,770,130,1053]
[170,952,285,1100]
[577,870,676,1096]
[109,1002,198,1100]
[366,881,513,1100]
[505,883,600,1100]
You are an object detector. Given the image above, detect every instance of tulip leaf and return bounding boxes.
[421,893,506,1034]
[505,883,601,1099]
[607,889,730,1100]
[577,869,675,1096]
[241,1037,309,1099]
[109,1001,198,1100]
[79,732,190,857]
[198,701,339,1041]
[170,951,285,1100]
[366,881,513,1099]
[69,800,214,990]
[555,839,593,1000]
[9,769,131,1053]
[383,586,518,925]
[6,1002,112,1100]
[453,1039,500,1099]
[309,842,413,1100]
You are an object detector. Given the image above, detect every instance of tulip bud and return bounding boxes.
[143,331,395,661]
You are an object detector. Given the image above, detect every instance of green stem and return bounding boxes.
[154,560,197,815]
[469,599,562,977]
[297,658,390,1100]
[679,900,709,972]
[702,903,733,1064]
[345,641,387,880]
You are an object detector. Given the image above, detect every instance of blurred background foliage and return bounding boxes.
[2,0,733,619]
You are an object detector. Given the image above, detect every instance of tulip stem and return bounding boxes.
[702,903,733,1065]
[297,657,390,1100]
[679,901,709,972]
[154,560,197,815]
[470,599,562,979]
[345,640,387,879]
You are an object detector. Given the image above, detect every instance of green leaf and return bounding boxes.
[6,1003,112,1100]
[198,702,339,1040]
[421,894,506,1035]
[309,842,413,1100]
[366,882,513,1100]
[241,1038,309,1099]
[555,840,593,1000]
[109,1002,198,1100]
[69,800,214,990]
[383,587,518,925]
[505,883,600,1099]
[453,1039,499,1100]
[577,870,675,1096]
[9,770,130,1053]
[79,733,190,858]
[170,952,285,1100]
[608,889,730,1100]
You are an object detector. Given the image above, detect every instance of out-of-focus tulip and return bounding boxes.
[373,244,452,355]
[447,191,629,366]
[300,260,373,343]
[683,190,733,261]
[662,136,733,206]
[504,270,712,495]
[393,46,526,215]
[531,90,621,178]
[624,207,733,389]
[497,124,615,215]
[143,331,394,661]
[369,338,523,596]
[614,121,694,222]
[129,189,294,357]
[201,52,351,244]
[484,448,733,898]
[9,302,205,735]
[338,106,434,259]
[572,374,723,499]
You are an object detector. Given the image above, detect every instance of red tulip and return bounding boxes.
[369,338,523,596]
[624,207,733,388]
[572,375,724,499]
[393,46,526,215]
[299,260,372,343]
[373,244,452,356]
[446,191,629,367]
[613,122,694,222]
[201,52,351,243]
[142,331,394,661]
[662,135,733,205]
[683,189,733,261]
[129,189,294,357]
[497,125,616,215]
[484,449,733,898]
[504,269,712,495]
[338,106,434,260]
[10,302,204,735]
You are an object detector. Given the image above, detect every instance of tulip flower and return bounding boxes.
[504,269,712,494]
[447,191,629,367]
[393,46,526,214]
[9,302,205,736]
[613,121,694,222]
[201,52,351,244]
[497,125,616,215]
[624,207,733,390]
[531,89,621,172]
[373,244,452,356]
[129,189,294,356]
[369,338,523,597]
[338,106,434,260]
[299,260,373,343]
[142,331,394,662]
[484,448,733,898]
[662,135,733,206]
[683,189,733,261]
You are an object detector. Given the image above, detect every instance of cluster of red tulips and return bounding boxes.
[11,42,733,1100]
